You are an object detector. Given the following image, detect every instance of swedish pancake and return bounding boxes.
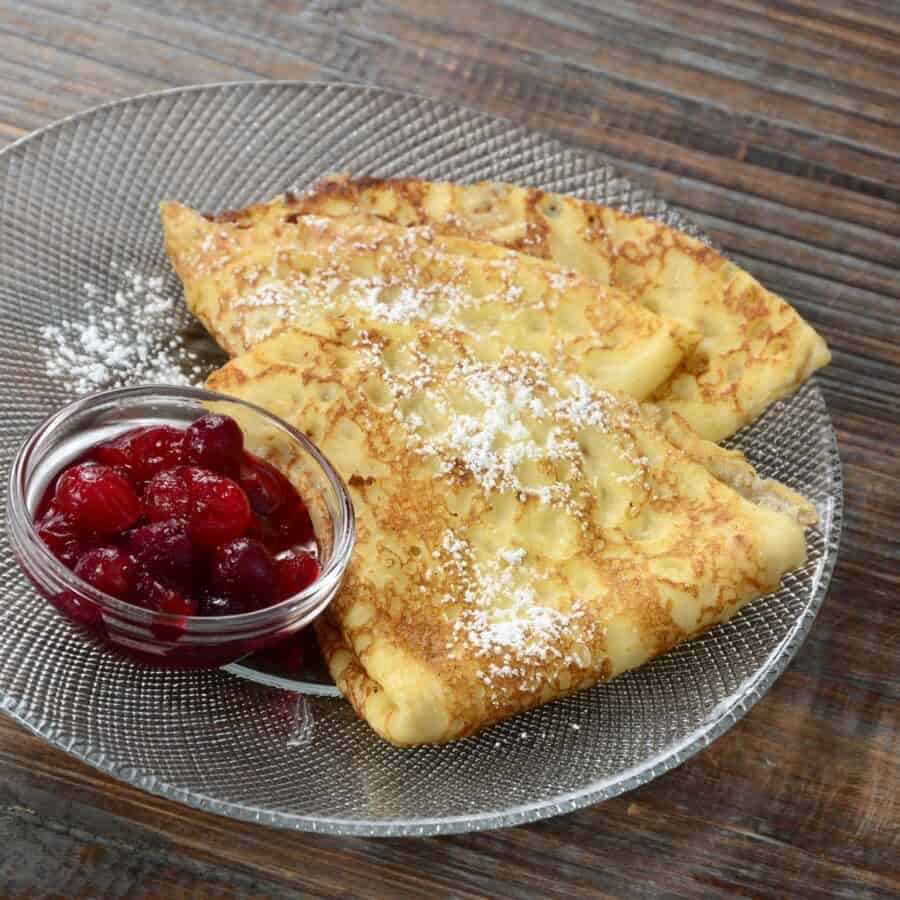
[207,320,811,745]
[160,201,695,402]
[273,176,831,442]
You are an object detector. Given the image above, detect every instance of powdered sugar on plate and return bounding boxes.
[40,266,208,394]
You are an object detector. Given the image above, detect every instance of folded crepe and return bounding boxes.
[246,176,831,442]
[207,319,812,745]
[160,201,696,402]
[159,198,823,504]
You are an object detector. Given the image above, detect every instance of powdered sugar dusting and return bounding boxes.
[40,267,208,394]
[368,343,642,511]
[214,219,571,345]
[435,529,596,701]
[233,268,482,335]
[352,338,644,695]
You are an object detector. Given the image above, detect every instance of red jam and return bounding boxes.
[35,414,321,622]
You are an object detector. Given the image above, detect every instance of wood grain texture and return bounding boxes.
[0,1,897,897]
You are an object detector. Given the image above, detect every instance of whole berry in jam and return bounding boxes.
[248,500,315,555]
[183,414,243,475]
[273,500,316,552]
[74,547,139,600]
[135,570,198,616]
[185,469,251,548]
[239,454,293,516]
[94,425,184,483]
[142,467,192,522]
[128,519,194,589]
[276,549,321,599]
[246,512,280,549]
[36,505,98,566]
[210,538,279,609]
[55,463,141,535]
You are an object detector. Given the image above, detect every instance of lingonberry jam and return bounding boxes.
[34,413,321,621]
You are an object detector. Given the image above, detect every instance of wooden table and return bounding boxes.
[1,2,897,897]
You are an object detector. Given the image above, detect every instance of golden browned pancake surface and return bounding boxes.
[279,176,831,441]
[160,201,694,402]
[207,320,809,745]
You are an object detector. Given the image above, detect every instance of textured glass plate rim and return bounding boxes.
[0,80,843,837]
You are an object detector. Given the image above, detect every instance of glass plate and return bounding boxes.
[0,82,842,836]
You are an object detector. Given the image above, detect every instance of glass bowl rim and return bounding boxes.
[5,383,357,633]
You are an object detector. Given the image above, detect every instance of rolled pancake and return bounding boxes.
[207,320,810,745]
[160,201,695,402]
[267,176,831,442]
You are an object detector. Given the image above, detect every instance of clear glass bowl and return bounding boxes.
[5,385,355,669]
